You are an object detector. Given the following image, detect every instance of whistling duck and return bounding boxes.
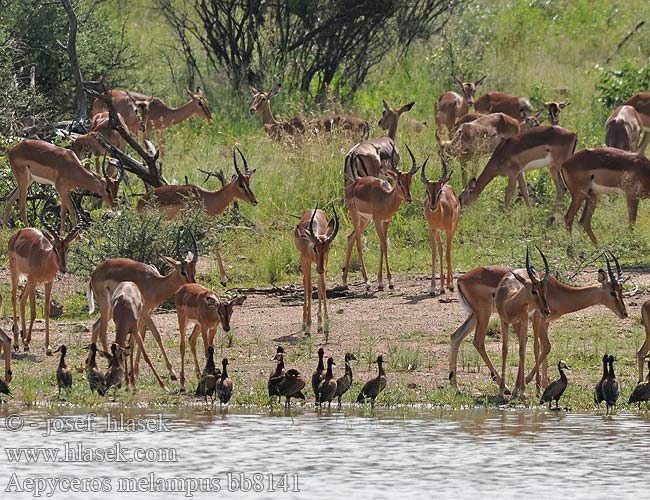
[268,345,285,402]
[54,344,73,395]
[335,353,357,406]
[196,345,220,403]
[216,358,233,405]
[540,360,570,410]
[86,343,107,396]
[311,347,325,397]
[629,357,650,407]
[594,354,608,405]
[357,354,387,408]
[277,368,307,407]
[105,343,126,395]
[316,357,337,407]
[0,375,10,398]
[603,355,620,414]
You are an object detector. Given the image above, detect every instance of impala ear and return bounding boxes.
[399,101,415,114]
[186,89,193,98]
[251,86,259,95]
[474,75,487,86]
[559,101,569,109]
[268,84,281,99]
[160,255,180,267]
[597,268,607,284]
[382,99,390,111]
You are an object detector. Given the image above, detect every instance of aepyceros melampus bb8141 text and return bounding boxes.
[88,229,199,384]
[562,147,650,244]
[3,139,118,234]
[137,147,257,286]
[342,146,420,291]
[435,75,486,138]
[459,125,577,211]
[293,207,339,334]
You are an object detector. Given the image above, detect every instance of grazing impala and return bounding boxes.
[342,147,419,290]
[435,75,486,138]
[293,207,339,334]
[3,140,118,233]
[623,92,650,155]
[562,147,650,244]
[137,147,257,286]
[110,281,164,389]
[249,84,368,140]
[92,89,144,135]
[420,147,460,296]
[474,92,532,122]
[343,100,414,183]
[542,101,569,126]
[605,105,643,153]
[459,125,577,210]
[9,199,85,355]
[448,253,626,392]
[175,284,246,391]
[494,249,551,397]
[72,112,129,173]
[88,229,198,381]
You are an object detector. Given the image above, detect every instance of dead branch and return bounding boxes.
[606,21,646,65]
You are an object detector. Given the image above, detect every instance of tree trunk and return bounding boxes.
[59,0,87,121]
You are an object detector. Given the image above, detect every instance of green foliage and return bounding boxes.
[595,63,650,109]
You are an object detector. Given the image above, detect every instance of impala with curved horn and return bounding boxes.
[494,247,551,396]
[293,207,339,334]
[420,145,460,296]
[3,139,119,233]
[8,196,86,355]
[137,147,257,286]
[88,228,199,383]
[342,145,420,291]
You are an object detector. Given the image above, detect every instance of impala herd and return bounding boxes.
[1,77,650,411]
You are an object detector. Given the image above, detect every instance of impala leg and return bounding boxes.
[342,230,356,288]
[133,329,165,388]
[2,186,18,229]
[18,183,29,227]
[626,195,640,229]
[428,228,437,296]
[446,227,456,291]
[499,320,509,397]
[374,220,386,290]
[10,269,20,351]
[43,281,53,355]
[213,243,228,286]
[473,315,505,388]
[25,284,37,350]
[549,166,566,212]
[564,189,587,235]
[0,327,11,382]
[526,315,549,387]
[638,314,650,382]
[637,131,649,156]
[188,324,202,381]
[504,175,519,209]
[318,271,328,333]
[449,313,477,389]
[301,259,311,333]
[142,313,177,381]
[579,191,599,245]
[178,313,187,391]
[513,321,528,398]
[516,173,531,208]
[435,231,444,294]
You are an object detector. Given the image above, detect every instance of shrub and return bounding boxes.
[595,62,650,109]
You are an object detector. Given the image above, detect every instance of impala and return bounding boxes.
[494,252,551,397]
[542,101,569,126]
[342,146,419,290]
[343,99,414,183]
[175,284,246,391]
[474,92,532,122]
[623,92,650,155]
[562,147,650,244]
[293,207,339,334]
[110,281,164,389]
[438,112,520,185]
[435,75,486,138]
[448,253,626,392]
[8,199,85,355]
[3,139,118,233]
[88,229,198,381]
[249,84,368,141]
[420,146,460,296]
[92,89,144,135]
[459,125,578,210]
[604,105,643,153]
[137,147,257,286]
[72,112,128,173]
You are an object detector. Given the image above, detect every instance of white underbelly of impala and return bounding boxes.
[523,152,552,171]
[590,182,625,195]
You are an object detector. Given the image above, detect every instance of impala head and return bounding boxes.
[518,97,533,119]
[543,101,569,125]
[186,87,212,121]
[249,84,281,115]
[160,228,199,283]
[378,100,415,130]
[452,74,486,107]
[205,294,247,332]
[97,160,122,208]
[420,143,452,211]
[231,147,258,206]
[599,252,628,319]
[40,196,87,273]
[388,144,420,203]
[307,207,339,275]
[510,246,551,318]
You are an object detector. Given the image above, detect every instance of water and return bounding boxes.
[1,405,648,499]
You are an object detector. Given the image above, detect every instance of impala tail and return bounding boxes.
[87,282,95,314]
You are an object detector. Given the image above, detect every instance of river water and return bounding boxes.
[0,406,647,499]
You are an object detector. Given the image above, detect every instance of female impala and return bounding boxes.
[3,140,118,233]
[9,199,85,355]
[604,105,643,153]
[342,146,419,291]
[420,146,459,296]
[435,74,486,138]
[474,92,532,123]
[137,147,257,286]
[623,92,650,155]
[293,207,339,334]
[72,112,129,173]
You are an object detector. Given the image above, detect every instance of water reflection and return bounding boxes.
[0,406,648,499]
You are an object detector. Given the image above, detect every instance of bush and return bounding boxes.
[595,62,650,109]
